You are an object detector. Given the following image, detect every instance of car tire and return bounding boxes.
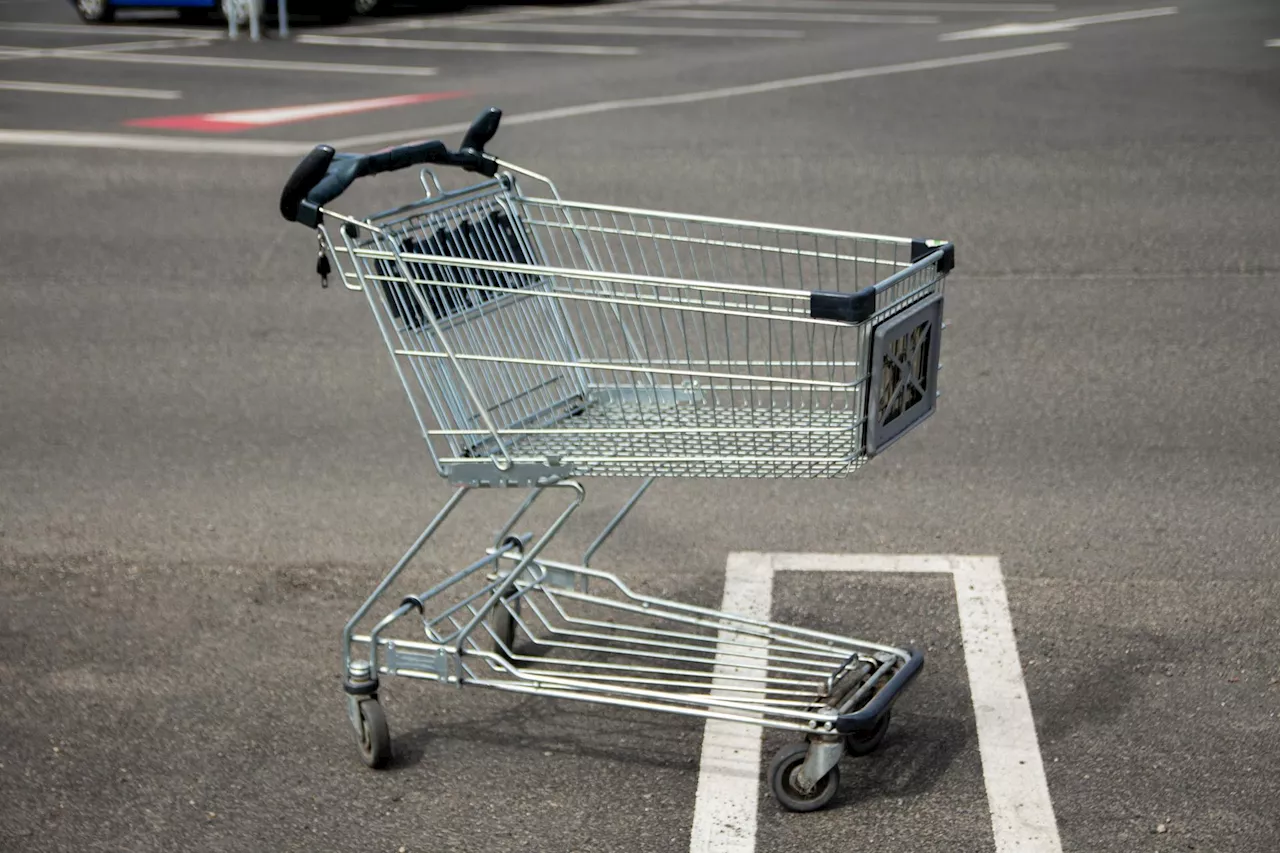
[319,0,356,24]
[74,0,115,22]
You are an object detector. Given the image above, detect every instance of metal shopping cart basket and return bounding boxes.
[278,108,955,812]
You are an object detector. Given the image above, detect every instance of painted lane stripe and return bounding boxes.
[0,38,213,62]
[337,0,704,34]
[332,42,1070,149]
[1266,39,1280,47]
[0,130,308,156]
[708,0,1057,10]
[449,22,805,38]
[297,34,641,56]
[940,5,1177,40]
[126,91,469,133]
[0,79,180,99]
[626,8,941,23]
[0,22,224,38]
[699,553,1064,853]
[0,43,1069,155]
[17,51,438,76]
[688,553,772,853]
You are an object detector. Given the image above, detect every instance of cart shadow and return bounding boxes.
[386,701,970,804]
[387,696,707,773]
[826,712,971,808]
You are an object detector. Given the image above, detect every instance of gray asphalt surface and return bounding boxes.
[2,1,1279,851]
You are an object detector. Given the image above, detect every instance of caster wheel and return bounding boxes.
[355,699,391,769]
[768,742,841,813]
[489,597,518,657]
[845,711,890,757]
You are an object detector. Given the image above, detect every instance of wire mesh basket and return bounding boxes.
[326,161,951,482]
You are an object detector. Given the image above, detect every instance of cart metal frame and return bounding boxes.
[278,107,953,812]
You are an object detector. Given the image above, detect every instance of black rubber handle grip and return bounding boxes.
[309,140,452,208]
[279,107,505,229]
[279,144,336,223]
[460,106,501,154]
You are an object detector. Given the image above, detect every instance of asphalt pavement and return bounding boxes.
[2,0,1279,851]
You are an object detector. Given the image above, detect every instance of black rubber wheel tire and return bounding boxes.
[844,711,890,757]
[768,742,841,813]
[75,0,115,23]
[318,1,355,24]
[356,699,391,769]
[489,598,518,658]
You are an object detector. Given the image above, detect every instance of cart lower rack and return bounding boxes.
[278,108,952,812]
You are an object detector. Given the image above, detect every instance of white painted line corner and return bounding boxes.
[689,553,1063,853]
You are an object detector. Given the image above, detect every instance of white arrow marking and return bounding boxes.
[940,5,1177,41]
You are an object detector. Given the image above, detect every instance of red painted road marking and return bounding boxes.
[126,91,470,133]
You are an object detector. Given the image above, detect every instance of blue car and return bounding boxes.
[69,0,360,25]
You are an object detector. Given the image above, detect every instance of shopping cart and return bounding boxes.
[278,107,954,812]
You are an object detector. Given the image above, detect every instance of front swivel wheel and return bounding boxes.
[768,742,841,812]
[354,699,391,769]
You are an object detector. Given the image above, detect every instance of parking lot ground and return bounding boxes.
[2,0,1280,852]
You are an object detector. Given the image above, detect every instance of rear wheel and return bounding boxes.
[844,711,891,756]
[74,0,115,23]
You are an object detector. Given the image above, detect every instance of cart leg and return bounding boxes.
[342,487,470,698]
[582,477,655,576]
[454,480,585,652]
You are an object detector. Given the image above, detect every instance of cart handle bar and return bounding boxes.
[279,106,504,229]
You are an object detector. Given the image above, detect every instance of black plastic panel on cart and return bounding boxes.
[865,293,944,456]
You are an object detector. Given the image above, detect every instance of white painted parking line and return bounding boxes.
[54,37,216,53]
[701,0,1056,10]
[1266,39,1280,47]
[332,42,1069,149]
[18,51,440,77]
[449,22,805,38]
[0,22,223,38]
[940,5,1177,40]
[343,0,703,35]
[297,33,641,56]
[626,9,940,24]
[689,553,771,853]
[0,79,180,99]
[0,38,213,62]
[0,43,1069,155]
[693,553,1063,853]
[0,130,308,156]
